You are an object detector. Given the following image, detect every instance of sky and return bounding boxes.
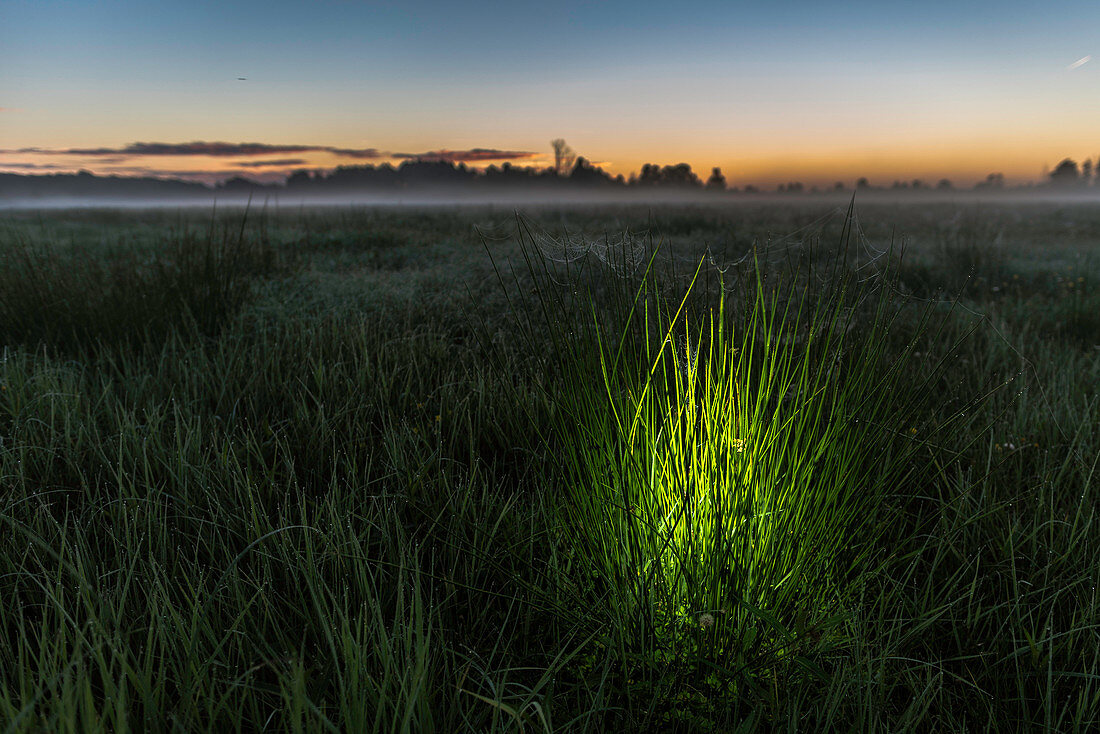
[2,0,1100,187]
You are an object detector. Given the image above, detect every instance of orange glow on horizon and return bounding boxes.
[2,137,1093,188]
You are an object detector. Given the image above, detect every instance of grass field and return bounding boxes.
[0,202,1097,732]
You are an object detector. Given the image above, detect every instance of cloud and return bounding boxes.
[1067,55,1091,70]
[100,165,226,176]
[2,141,384,159]
[0,162,66,170]
[77,165,206,177]
[1,142,535,165]
[328,147,384,159]
[235,158,309,168]
[65,141,369,157]
[78,142,312,156]
[392,148,540,163]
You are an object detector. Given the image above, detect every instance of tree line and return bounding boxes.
[268,145,1100,194]
[3,142,1098,199]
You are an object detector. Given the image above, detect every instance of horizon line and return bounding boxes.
[4,163,1093,194]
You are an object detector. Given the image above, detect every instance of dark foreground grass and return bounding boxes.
[0,204,1096,731]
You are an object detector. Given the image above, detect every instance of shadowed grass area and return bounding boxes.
[0,203,1096,731]
[0,210,289,353]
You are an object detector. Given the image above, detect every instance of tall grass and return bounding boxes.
[0,204,1096,730]
[486,214,989,719]
[558,266,920,625]
[0,211,286,353]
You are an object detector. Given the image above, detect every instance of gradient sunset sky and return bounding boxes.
[2,0,1099,187]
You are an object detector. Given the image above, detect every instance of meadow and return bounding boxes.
[0,201,1096,732]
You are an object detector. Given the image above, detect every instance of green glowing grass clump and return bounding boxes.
[537,238,938,668]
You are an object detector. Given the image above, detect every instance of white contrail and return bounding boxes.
[1067,55,1091,70]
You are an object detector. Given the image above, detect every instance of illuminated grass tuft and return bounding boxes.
[504,215,968,686]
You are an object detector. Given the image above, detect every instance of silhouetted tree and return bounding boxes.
[631,162,701,188]
[285,170,314,189]
[1082,159,1093,186]
[401,159,479,188]
[325,163,402,190]
[975,173,1005,190]
[659,163,702,187]
[936,178,953,190]
[705,167,727,191]
[218,176,257,192]
[636,163,662,186]
[856,177,870,190]
[833,181,845,191]
[568,157,613,186]
[1049,159,1080,188]
[551,139,576,176]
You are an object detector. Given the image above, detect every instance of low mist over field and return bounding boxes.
[13,188,1100,212]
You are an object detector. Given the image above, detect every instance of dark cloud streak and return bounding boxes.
[235,158,309,168]
[328,147,383,159]
[3,142,537,163]
[3,141,383,159]
[391,148,539,162]
[0,162,66,170]
[73,141,384,158]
